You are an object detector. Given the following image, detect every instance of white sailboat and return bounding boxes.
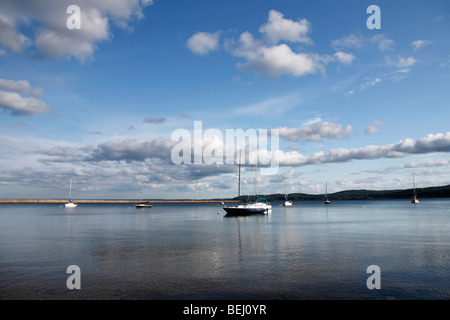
[324,182,330,205]
[222,153,272,216]
[135,189,152,208]
[411,174,419,204]
[283,170,292,207]
[65,178,77,208]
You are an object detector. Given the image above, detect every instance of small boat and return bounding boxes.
[135,202,152,208]
[324,182,330,205]
[222,152,271,216]
[135,189,152,208]
[222,201,269,215]
[411,174,419,204]
[284,199,293,207]
[283,170,292,206]
[65,178,77,208]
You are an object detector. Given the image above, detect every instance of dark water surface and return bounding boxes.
[1,199,449,300]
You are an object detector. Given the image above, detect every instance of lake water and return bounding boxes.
[0,199,449,300]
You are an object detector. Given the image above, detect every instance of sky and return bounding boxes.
[0,0,449,200]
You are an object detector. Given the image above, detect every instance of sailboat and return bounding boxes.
[411,174,419,204]
[135,189,152,208]
[222,153,272,216]
[283,170,292,207]
[324,182,330,205]
[65,178,77,208]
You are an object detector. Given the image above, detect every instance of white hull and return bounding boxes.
[283,201,292,206]
[222,201,272,216]
[411,175,419,204]
[135,203,152,208]
[65,178,77,208]
[65,202,77,208]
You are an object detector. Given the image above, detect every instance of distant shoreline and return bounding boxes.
[0,199,235,204]
[1,184,449,204]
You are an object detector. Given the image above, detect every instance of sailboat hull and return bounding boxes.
[223,202,271,216]
[135,203,152,208]
[224,207,266,216]
[65,202,77,208]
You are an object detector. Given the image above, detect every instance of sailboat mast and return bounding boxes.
[255,161,258,201]
[238,150,241,202]
[69,178,72,200]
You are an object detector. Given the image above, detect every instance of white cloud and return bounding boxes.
[405,159,450,168]
[186,31,220,55]
[396,56,417,68]
[411,39,432,51]
[334,51,355,64]
[236,43,320,77]
[0,0,153,62]
[365,120,386,134]
[0,78,50,116]
[332,33,395,52]
[276,132,450,167]
[0,79,42,96]
[0,13,32,53]
[259,9,312,45]
[3,130,450,198]
[278,121,352,142]
[221,10,331,78]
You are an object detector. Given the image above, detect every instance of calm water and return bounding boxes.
[0,199,449,300]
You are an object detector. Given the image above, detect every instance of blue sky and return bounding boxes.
[0,0,449,199]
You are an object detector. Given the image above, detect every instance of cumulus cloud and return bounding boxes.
[259,9,312,45]
[220,10,333,77]
[278,121,352,142]
[0,13,32,53]
[186,31,220,55]
[38,130,450,170]
[243,44,323,77]
[89,138,176,162]
[188,10,363,77]
[0,78,50,115]
[5,130,450,198]
[276,132,450,167]
[334,51,355,64]
[0,0,153,62]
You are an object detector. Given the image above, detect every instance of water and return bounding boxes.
[0,199,449,300]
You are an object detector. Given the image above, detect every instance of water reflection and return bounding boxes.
[0,200,449,299]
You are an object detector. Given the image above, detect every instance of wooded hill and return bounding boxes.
[236,184,450,201]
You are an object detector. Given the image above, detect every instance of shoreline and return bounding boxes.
[0,199,235,204]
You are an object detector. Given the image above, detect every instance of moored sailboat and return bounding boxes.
[222,153,271,216]
[411,174,419,204]
[65,178,77,208]
[283,170,292,206]
[135,189,152,208]
[324,182,330,205]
